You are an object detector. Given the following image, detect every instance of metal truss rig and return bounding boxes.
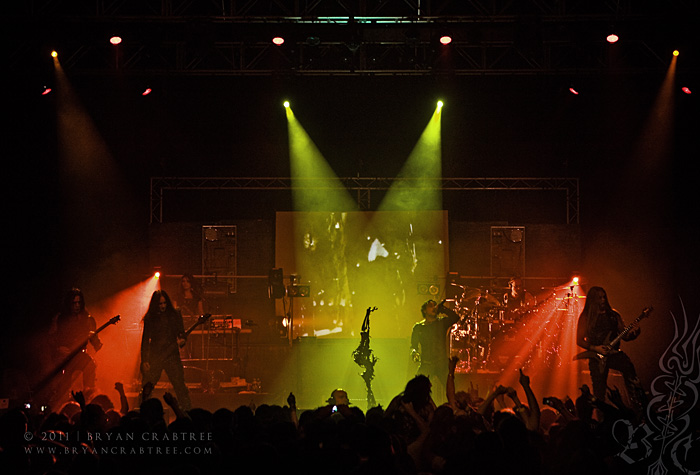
[8,0,699,76]
[149,176,580,224]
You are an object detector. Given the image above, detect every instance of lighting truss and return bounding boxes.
[150,176,579,224]
[8,0,698,76]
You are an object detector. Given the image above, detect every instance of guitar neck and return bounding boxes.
[608,310,648,348]
[184,314,211,337]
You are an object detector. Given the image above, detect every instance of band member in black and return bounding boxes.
[576,286,644,411]
[503,277,534,320]
[174,273,204,320]
[52,288,102,392]
[410,299,460,403]
[140,290,191,411]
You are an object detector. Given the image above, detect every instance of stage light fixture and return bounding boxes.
[682,87,692,94]
[569,87,579,95]
[272,36,285,46]
[51,51,58,58]
[110,36,122,45]
[142,88,152,96]
[606,33,619,44]
[42,86,52,96]
[673,50,679,56]
[283,101,290,108]
[437,100,444,110]
[439,35,452,45]
[572,276,579,285]
[154,271,161,279]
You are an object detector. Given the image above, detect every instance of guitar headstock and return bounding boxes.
[109,315,121,325]
[199,313,212,324]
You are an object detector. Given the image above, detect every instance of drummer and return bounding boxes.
[503,277,535,320]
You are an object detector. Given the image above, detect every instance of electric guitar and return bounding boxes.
[573,306,652,371]
[146,313,212,365]
[35,315,121,405]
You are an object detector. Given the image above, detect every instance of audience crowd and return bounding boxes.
[0,358,681,475]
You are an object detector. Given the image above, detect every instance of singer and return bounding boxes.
[410,299,460,404]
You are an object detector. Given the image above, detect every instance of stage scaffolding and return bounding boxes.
[149,176,579,224]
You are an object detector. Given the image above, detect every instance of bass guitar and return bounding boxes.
[573,306,652,372]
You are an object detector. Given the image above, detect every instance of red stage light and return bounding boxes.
[606,34,619,43]
[569,87,579,95]
[110,36,122,45]
[682,87,692,94]
[272,36,285,46]
[142,88,152,96]
[42,87,52,95]
[439,35,452,45]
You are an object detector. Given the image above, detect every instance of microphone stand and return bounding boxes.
[352,306,378,410]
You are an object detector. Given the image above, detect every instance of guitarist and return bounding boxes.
[140,290,191,411]
[50,288,103,394]
[576,286,644,411]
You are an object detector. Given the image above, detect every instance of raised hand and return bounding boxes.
[142,381,154,401]
[448,356,459,375]
[518,368,530,387]
[71,390,86,408]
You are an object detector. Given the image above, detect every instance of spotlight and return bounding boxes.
[569,87,579,95]
[154,271,161,279]
[142,88,152,96]
[439,35,452,45]
[436,100,444,110]
[51,51,58,58]
[272,36,285,46]
[283,100,290,108]
[606,33,619,44]
[682,87,692,94]
[42,86,52,96]
[673,50,679,57]
[572,276,579,285]
[110,36,122,45]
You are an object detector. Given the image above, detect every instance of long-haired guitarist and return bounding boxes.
[140,290,191,411]
[575,286,645,411]
[51,288,103,392]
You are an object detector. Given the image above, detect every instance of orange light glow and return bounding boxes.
[572,276,579,285]
[488,281,587,403]
[154,271,161,279]
[673,50,679,56]
[88,278,162,397]
[51,51,58,58]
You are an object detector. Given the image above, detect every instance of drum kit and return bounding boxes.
[447,283,529,373]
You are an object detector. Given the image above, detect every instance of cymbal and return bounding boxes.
[462,288,502,306]
[479,294,502,306]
